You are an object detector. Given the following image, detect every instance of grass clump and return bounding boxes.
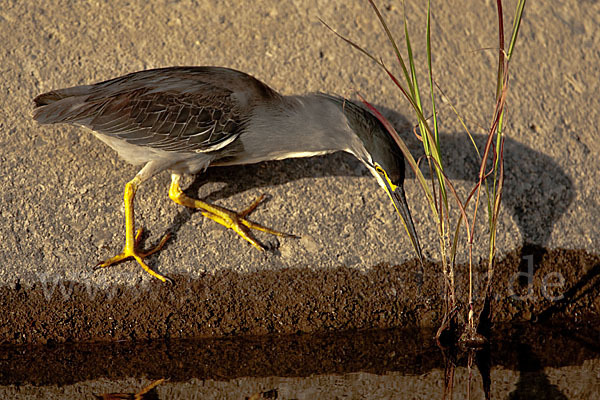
[324,0,526,345]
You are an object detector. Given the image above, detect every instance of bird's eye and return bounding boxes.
[375,164,386,176]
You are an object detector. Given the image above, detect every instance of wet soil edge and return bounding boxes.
[1,246,599,346]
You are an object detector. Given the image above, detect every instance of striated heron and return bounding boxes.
[33,66,423,283]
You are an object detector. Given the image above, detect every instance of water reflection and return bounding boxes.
[94,378,165,400]
[0,323,597,399]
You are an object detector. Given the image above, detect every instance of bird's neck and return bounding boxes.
[245,94,369,160]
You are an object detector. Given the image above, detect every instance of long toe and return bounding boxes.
[94,230,172,283]
[201,210,266,251]
[199,195,298,251]
[169,176,298,250]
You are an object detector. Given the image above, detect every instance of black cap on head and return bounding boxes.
[338,99,423,264]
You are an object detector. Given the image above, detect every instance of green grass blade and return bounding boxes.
[404,6,422,113]
[507,0,526,61]
[426,0,447,207]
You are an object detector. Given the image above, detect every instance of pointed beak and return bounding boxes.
[390,184,424,265]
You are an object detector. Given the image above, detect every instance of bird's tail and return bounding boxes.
[32,85,93,124]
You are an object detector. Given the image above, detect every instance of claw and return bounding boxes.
[95,230,172,283]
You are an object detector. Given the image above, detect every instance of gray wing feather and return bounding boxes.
[32,67,267,153]
[85,88,243,152]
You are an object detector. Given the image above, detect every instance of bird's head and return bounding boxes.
[323,94,424,264]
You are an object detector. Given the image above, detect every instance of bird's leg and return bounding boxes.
[95,175,172,283]
[135,378,166,398]
[95,378,166,399]
[168,173,297,251]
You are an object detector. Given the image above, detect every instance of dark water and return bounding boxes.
[1,322,598,399]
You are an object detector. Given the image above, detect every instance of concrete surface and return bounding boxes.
[0,0,599,342]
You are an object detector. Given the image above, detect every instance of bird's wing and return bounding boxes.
[33,67,278,153]
[82,86,243,153]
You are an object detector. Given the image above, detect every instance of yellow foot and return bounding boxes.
[95,228,172,283]
[96,378,166,399]
[201,194,299,251]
